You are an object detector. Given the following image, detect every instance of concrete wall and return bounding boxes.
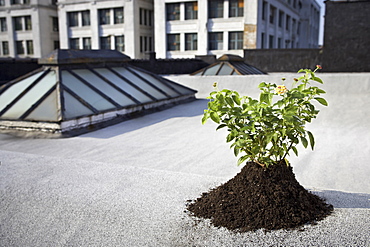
[244,48,322,72]
[322,0,370,72]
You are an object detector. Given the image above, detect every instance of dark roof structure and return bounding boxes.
[191,54,266,76]
[0,50,197,137]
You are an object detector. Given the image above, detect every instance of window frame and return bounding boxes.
[208,32,223,50]
[185,33,198,51]
[167,34,180,51]
[166,3,180,21]
[185,2,198,20]
[229,31,243,50]
[229,0,243,18]
[208,0,224,19]
[114,7,124,24]
[99,9,111,25]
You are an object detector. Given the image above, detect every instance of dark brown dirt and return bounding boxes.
[187,161,333,232]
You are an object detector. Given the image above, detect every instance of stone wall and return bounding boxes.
[322,0,370,72]
[243,49,323,72]
[0,58,41,85]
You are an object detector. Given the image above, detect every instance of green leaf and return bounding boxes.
[216,124,227,130]
[234,146,240,157]
[313,76,323,84]
[232,95,241,105]
[225,96,234,107]
[292,146,299,156]
[201,112,209,124]
[258,82,267,88]
[314,97,328,106]
[237,155,249,166]
[307,131,315,150]
[316,88,326,94]
[210,111,220,123]
[300,136,308,148]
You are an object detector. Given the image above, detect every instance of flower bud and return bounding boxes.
[316,65,322,69]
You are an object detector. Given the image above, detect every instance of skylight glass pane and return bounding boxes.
[2,71,56,119]
[217,64,234,75]
[61,71,116,111]
[163,80,196,95]
[112,67,167,100]
[0,71,44,113]
[129,68,179,97]
[25,89,59,121]
[63,91,94,119]
[96,68,152,104]
[192,71,203,76]
[71,69,136,107]
[203,64,221,75]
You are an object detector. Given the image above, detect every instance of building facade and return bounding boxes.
[57,0,154,59]
[0,0,58,58]
[1,0,320,59]
[154,0,321,58]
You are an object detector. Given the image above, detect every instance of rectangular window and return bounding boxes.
[68,12,79,27]
[261,32,265,49]
[229,0,243,17]
[54,41,59,50]
[185,33,198,51]
[140,8,143,25]
[167,34,180,51]
[14,17,23,31]
[166,3,180,21]
[185,2,198,20]
[69,38,79,49]
[26,40,33,54]
[262,1,267,20]
[0,0,5,6]
[82,11,90,26]
[16,41,24,55]
[0,18,7,32]
[100,36,111,49]
[140,36,143,52]
[286,15,290,30]
[209,0,224,18]
[278,38,282,48]
[114,8,124,24]
[229,31,243,50]
[209,32,223,50]
[269,5,276,24]
[149,36,153,51]
[52,17,58,31]
[25,16,31,30]
[99,9,110,25]
[2,41,9,55]
[278,11,284,27]
[269,35,274,48]
[11,0,21,4]
[148,10,153,26]
[83,37,91,49]
[115,35,124,52]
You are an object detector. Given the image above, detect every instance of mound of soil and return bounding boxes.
[187,161,333,232]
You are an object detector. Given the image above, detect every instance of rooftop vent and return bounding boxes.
[0,50,197,137]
